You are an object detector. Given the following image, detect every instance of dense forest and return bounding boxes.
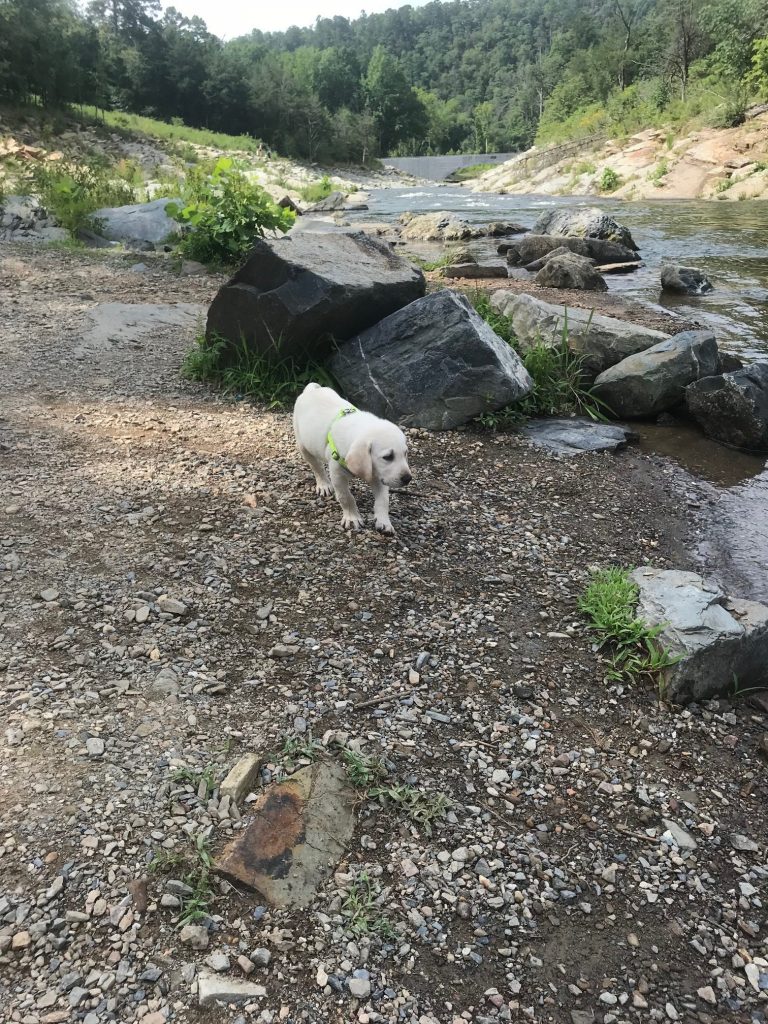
[1,0,768,161]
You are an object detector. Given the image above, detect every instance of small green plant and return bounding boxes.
[342,871,397,938]
[369,783,451,835]
[30,161,135,234]
[448,161,495,181]
[282,735,322,765]
[299,174,335,203]
[599,167,621,193]
[166,157,295,265]
[149,833,215,927]
[172,761,220,800]
[182,331,334,408]
[469,290,516,346]
[714,177,733,193]
[648,158,669,186]
[579,567,680,687]
[409,251,455,272]
[573,159,597,176]
[341,747,388,788]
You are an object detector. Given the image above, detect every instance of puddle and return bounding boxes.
[637,421,768,602]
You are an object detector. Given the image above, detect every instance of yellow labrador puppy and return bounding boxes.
[293,383,412,534]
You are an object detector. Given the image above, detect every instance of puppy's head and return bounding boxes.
[346,423,412,489]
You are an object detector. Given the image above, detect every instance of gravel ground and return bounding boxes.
[1,245,767,1024]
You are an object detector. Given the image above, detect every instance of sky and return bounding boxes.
[168,0,432,38]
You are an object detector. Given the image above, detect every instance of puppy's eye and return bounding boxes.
[383,452,395,462]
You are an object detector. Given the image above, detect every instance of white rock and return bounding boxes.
[198,972,266,1006]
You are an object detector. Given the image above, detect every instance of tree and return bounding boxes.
[364,45,428,153]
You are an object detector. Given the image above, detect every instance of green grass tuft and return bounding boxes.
[341,871,397,939]
[299,174,335,203]
[448,161,495,181]
[579,567,680,688]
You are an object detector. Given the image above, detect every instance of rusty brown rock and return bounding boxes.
[214,760,355,908]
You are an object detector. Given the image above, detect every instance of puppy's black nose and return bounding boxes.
[401,472,412,486]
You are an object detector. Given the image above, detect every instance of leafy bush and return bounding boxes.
[30,162,135,234]
[167,157,295,265]
[579,567,680,687]
[182,332,333,408]
[648,158,669,186]
[448,161,495,181]
[599,167,621,193]
[299,174,334,203]
[572,159,597,176]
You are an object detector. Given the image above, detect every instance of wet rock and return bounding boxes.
[205,231,424,364]
[399,211,524,241]
[215,760,355,908]
[197,972,266,1006]
[535,253,608,291]
[521,418,636,456]
[632,567,768,701]
[593,330,719,418]
[523,244,596,272]
[442,263,507,279]
[532,206,637,250]
[329,290,532,431]
[686,363,768,451]
[510,233,637,267]
[661,264,713,295]
[490,291,669,376]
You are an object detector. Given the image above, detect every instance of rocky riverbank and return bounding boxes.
[2,243,768,1024]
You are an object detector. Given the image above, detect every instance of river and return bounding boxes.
[347,185,768,603]
[349,186,768,359]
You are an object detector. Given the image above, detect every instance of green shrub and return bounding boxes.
[573,159,597,176]
[29,162,135,234]
[448,161,495,181]
[299,174,334,203]
[648,158,669,186]
[599,167,621,193]
[167,157,295,265]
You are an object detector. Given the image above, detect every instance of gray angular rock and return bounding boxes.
[661,264,713,295]
[510,234,638,268]
[205,231,424,364]
[592,330,719,418]
[91,197,182,246]
[632,567,768,702]
[535,253,608,292]
[399,211,524,242]
[198,972,266,1006]
[521,418,635,456]
[329,290,532,431]
[489,292,670,377]
[532,206,637,250]
[686,363,768,451]
[304,190,347,212]
[524,245,596,272]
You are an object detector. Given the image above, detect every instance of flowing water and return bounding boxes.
[348,186,768,600]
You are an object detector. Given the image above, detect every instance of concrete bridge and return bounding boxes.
[381,152,515,181]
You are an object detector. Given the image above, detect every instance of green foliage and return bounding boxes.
[579,567,680,687]
[599,167,621,193]
[166,157,294,265]
[182,332,334,409]
[573,160,597,176]
[648,158,670,185]
[341,872,397,939]
[149,832,215,927]
[448,161,495,181]
[29,161,134,235]
[299,174,334,202]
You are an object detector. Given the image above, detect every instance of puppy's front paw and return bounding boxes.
[341,514,363,531]
[375,518,395,535]
[315,482,333,497]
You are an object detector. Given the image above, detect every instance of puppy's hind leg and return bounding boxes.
[299,445,333,497]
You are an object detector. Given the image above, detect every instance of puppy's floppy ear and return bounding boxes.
[345,438,373,481]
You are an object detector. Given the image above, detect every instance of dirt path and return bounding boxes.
[1,245,765,1024]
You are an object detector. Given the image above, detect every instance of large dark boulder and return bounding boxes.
[328,290,533,431]
[661,264,713,295]
[593,330,719,418]
[509,234,638,267]
[205,231,425,363]
[532,207,637,250]
[686,363,768,451]
[535,253,608,292]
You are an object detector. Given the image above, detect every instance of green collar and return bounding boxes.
[327,405,358,469]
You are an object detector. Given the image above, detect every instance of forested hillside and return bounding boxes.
[2,0,768,162]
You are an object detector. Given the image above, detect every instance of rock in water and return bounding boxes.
[511,234,638,267]
[686,363,768,451]
[205,231,424,364]
[91,198,182,246]
[661,264,713,295]
[214,761,355,908]
[490,291,669,377]
[534,253,608,292]
[521,418,636,456]
[592,330,719,417]
[631,567,768,702]
[532,207,637,250]
[399,211,525,241]
[329,290,532,431]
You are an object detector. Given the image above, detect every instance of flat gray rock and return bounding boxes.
[84,303,206,349]
[490,292,669,377]
[632,567,768,702]
[330,289,532,431]
[91,197,182,245]
[521,418,635,455]
[198,972,266,1006]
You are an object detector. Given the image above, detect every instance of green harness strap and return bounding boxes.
[327,406,358,470]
